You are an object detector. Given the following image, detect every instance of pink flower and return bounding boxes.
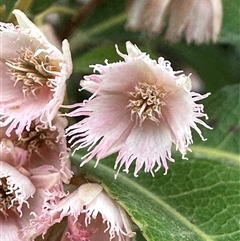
[165,0,223,44]
[28,183,135,241]
[0,9,72,136]
[0,115,72,240]
[126,0,171,33]
[0,160,35,241]
[12,116,73,184]
[66,42,211,177]
[126,0,223,44]
[0,138,66,241]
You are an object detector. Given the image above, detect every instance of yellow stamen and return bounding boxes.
[128,82,166,124]
[6,47,60,98]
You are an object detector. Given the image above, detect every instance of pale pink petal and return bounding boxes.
[85,189,135,239]
[23,183,102,237]
[26,183,134,241]
[25,131,72,184]
[115,119,174,177]
[165,0,223,43]
[211,0,223,42]
[62,214,111,241]
[81,60,143,95]
[126,0,147,31]
[0,217,20,241]
[19,175,66,240]
[164,90,211,155]
[126,0,171,33]
[0,161,36,217]
[81,43,157,95]
[185,0,213,43]
[29,170,62,189]
[67,94,133,163]
[185,0,223,43]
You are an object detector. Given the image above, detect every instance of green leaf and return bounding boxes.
[71,84,240,241]
[29,0,56,15]
[0,0,55,22]
[219,0,240,47]
[73,44,119,74]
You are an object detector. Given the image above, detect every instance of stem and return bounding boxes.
[60,0,105,41]
[0,5,6,20]
[33,6,76,26]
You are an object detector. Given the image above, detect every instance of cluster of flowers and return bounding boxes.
[0,2,215,239]
[0,10,134,241]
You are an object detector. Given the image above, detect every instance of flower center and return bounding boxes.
[128,82,166,124]
[0,178,19,218]
[14,124,58,160]
[6,47,60,97]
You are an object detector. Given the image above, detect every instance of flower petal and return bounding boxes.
[81,44,156,95]
[0,217,20,241]
[126,0,171,33]
[0,161,36,216]
[28,183,134,240]
[115,119,174,177]
[67,94,133,164]
[13,9,48,40]
[85,189,135,239]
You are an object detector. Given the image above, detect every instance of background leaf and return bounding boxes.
[29,0,56,14]
[219,0,240,48]
[72,84,240,241]
[0,0,18,21]
[0,0,57,21]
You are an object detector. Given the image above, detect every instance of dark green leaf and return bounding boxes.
[30,0,56,15]
[73,44,119,73]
